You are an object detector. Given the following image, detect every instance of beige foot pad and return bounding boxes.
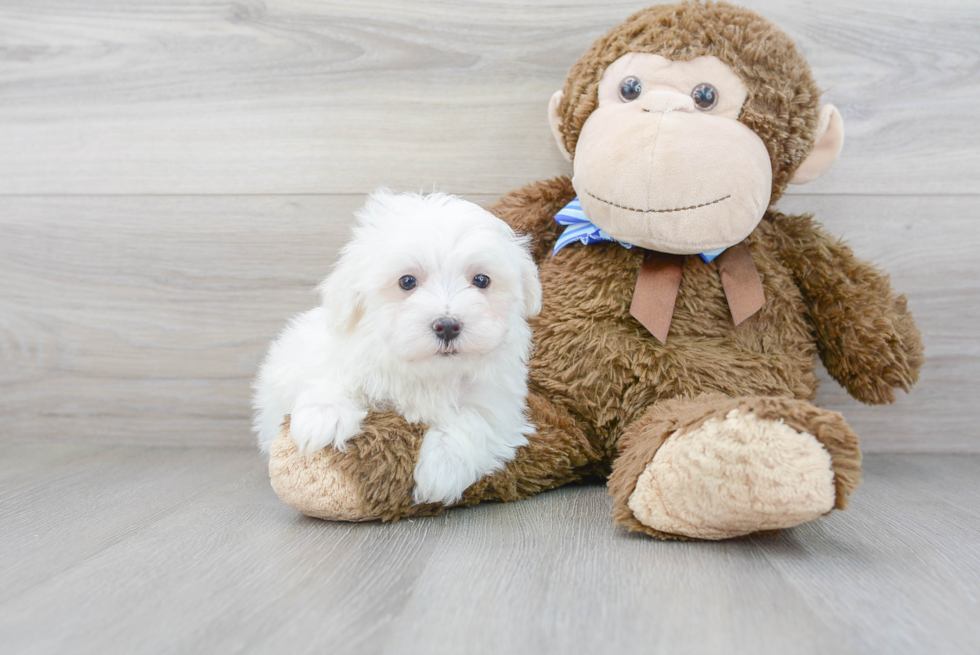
[268,429,369,521]
[628,409,836,539]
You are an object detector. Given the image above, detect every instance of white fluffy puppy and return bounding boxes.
[253,190,541,505]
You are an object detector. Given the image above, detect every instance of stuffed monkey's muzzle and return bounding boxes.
[570,93,772,255]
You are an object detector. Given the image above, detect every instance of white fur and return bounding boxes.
[252,189,542,505]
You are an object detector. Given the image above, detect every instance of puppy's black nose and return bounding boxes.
[432,316,461,343]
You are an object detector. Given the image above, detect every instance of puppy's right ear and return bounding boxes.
[517,239,542,318]
[317,256,365,333]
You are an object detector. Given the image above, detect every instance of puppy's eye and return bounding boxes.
[398,275,418,291]
[692,83,718,111]
[472,274,490,289]
[619,76,642,102]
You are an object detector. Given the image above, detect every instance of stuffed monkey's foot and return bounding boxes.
[268,413,438,522]
[610,396,862,540]
[630,409,834,539]
[269,424,369,521]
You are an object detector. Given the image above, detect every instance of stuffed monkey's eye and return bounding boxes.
[619,76,642,102]
[692,83,718,111]
[398,275,418,290]
[472,274,490,289]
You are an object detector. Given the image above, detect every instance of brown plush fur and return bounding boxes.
[268,1,923,539]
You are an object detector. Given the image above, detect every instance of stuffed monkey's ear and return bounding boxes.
[548,90,572,163]
[316,258,365,333]
[790,104,845,185]
[517,241,542,318]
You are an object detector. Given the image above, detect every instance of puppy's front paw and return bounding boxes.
[290,398,366,455]
[412,429,476,506]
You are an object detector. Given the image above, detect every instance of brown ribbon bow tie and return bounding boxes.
[628,242,765,343]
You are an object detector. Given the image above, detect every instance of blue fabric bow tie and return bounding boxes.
[553,197,726,263]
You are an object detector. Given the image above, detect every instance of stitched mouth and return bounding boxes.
[583,190,730,214]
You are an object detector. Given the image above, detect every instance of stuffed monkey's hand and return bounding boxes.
[818,291,924,405]
[772,211,924,405]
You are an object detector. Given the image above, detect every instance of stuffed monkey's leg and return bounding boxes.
[607,394,862,540]
[269,392,598,522]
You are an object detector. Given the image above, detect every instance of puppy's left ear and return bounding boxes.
[317,255,365,333]
[517,241,542,318]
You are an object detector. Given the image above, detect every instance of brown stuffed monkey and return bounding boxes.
[268,1,923,540]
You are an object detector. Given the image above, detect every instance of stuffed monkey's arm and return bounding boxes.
[770,211,924,405]
[487,176,576,263]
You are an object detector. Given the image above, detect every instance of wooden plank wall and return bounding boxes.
[1,0,977,451]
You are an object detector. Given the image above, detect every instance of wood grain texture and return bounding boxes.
[0,194,367,445]
[0,445,977,655]
[0,0,977,195]
[2,193,976,451]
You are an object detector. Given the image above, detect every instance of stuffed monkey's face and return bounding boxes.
[563,54,772,254]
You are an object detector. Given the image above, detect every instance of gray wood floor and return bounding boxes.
[1,443,978,655]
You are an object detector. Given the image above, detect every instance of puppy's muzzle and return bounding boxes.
[432,316,462,344]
